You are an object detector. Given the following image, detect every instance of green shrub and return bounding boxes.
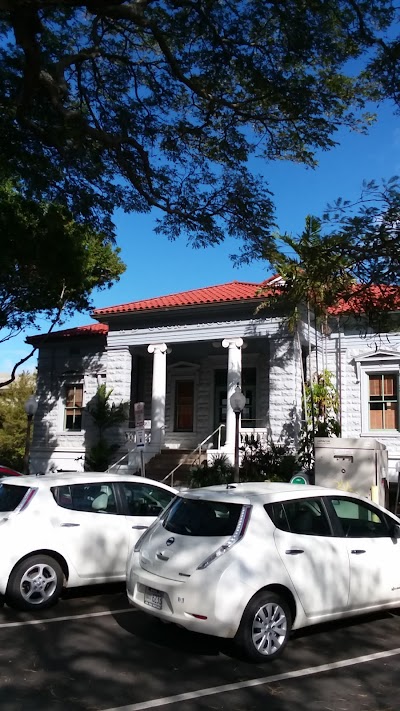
[189,453,234,488]
[240,436,299,483]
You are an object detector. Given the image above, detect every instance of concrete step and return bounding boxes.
[145,449,205,486]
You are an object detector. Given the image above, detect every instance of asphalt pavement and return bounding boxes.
[0,583,399,711]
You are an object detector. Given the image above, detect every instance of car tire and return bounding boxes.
[235,591,292,662]
[6,555,64,611]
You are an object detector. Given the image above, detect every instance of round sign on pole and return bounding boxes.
[290,474,308,485]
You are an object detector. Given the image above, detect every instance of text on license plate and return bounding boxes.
[144,587,163,610]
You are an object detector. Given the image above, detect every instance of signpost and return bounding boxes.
[134,402,144,428]
[134,402,145,476]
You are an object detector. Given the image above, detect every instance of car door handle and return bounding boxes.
[60,522,80,527]
[351,549,366,555]
[285,549,304,555]
[132,525,148,530]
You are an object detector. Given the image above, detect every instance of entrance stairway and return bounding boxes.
[144,448,205,487]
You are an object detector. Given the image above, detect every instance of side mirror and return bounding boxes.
[390,523,400,539]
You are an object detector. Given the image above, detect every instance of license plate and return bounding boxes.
[144,587,163,610]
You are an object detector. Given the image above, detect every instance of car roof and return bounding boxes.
[181,481,368,505]
[0,465,22,476]
[0,472,177,492]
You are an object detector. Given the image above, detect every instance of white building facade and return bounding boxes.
[28,280,400,483]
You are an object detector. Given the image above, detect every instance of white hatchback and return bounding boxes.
[126,482,400,662]
[0,472,176,610]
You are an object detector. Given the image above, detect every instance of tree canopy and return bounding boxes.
[0,1,398,248]
[0,371,36,470]
[0,178,125,383]
[255,178,400,330]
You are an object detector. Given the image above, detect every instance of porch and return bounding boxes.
[106,333,300,482]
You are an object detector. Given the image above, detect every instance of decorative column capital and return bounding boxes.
[222,338,243,349]
[147,343,168,355]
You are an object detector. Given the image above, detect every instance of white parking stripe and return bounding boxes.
[105,646,400,711]
[0,607,136,628]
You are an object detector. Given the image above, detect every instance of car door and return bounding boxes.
[51,482,129,579]
[268,496,350,617]
[118,481,176,550]
[326,495,400,610]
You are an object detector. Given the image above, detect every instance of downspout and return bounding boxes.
[307,302,316,477]
[337,316,342,433]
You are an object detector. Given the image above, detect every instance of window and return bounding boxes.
[121,482,175,517]
[329,497,390,538]
[52,483,117,514]
[0,484,31,512]
[163,498,243,536]
[265,497,332,536]
[368,373,398,430]
[64,384,83,431]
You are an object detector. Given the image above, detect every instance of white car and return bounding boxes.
[126,482,400,662]
[0,472,176,610]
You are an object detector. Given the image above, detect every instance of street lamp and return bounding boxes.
[230,383,246,483]
[23,395,38,475]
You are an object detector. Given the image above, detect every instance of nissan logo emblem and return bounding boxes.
[166,537,175,546]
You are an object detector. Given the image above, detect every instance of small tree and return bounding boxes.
[298,370,341,473]
[85,385,127,472]
[0,371,36,471]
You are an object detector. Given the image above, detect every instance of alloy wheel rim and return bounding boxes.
[20,563,58,605]
[251,601,287,656]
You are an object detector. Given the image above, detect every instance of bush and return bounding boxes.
[189,454,234,488]
[188,441,300,488]
[240,436,299,483]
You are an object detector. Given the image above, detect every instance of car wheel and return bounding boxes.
[235,591,292,662]
[7,555,64,611]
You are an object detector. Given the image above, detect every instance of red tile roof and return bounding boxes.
[26,322,108,345]
[328,285,400,315]
[92,279,273,316]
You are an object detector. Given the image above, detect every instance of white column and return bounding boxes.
[147,343,168,451]
[222,338,243,452]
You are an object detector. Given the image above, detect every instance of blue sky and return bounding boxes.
[0,100,399,376]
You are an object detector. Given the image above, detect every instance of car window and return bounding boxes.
[265,497,332,536]
[52,483,118,514]
[329,497,390,538]
[163,497,242,536]
[0,483,31,511]
[121,482,175,517]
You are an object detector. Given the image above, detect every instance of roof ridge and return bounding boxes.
[92,279,267,315]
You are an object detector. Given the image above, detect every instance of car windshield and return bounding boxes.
[0,484,30,511]
[163,497,242,536]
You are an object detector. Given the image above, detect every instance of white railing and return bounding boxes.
[162,424,226,487]
[240,428,269,447]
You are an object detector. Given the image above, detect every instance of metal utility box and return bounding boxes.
[314,437,388,506]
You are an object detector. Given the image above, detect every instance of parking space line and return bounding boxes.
[105,646,400,711]
[0,607,136,628]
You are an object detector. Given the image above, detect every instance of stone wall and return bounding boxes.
[31,338,107,473]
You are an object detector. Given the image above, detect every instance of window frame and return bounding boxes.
[367,371,399,431]
[324,495,394,538]
[264,496,334,537]
[52,481,121,515]
[63,383,84,432]
[358,358,400,435]
[118,481,176,517]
